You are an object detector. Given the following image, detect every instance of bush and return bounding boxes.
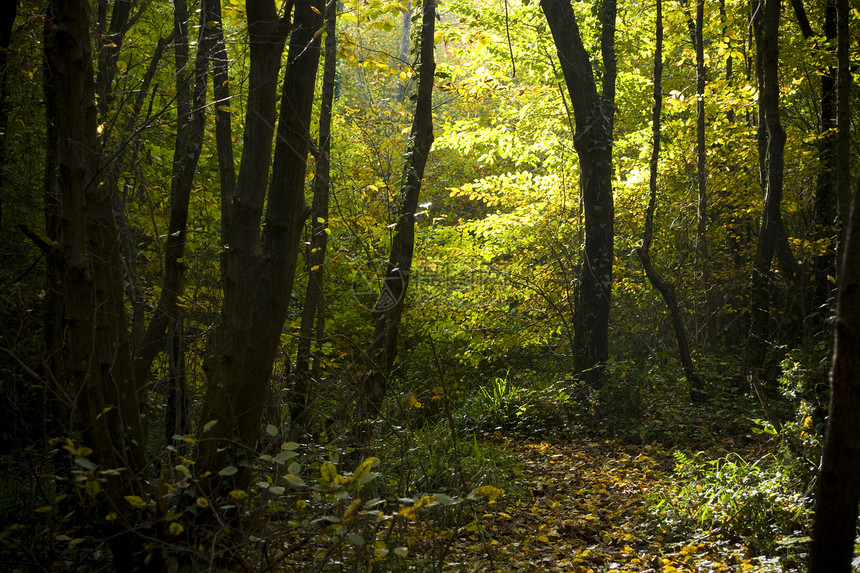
[647,450,812,567]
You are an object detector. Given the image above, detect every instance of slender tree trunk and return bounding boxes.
[0,0,16,231]
[749,0,799,374]
[809,168,860,573]
[637,0,705,402]
[541,0,616,387]
[788,0,838,329]
[394,1,412,103]
[694,0,717,349]
[291,0,338,442]
[680,0,715,348]
[359,0,435,421]
[833,0,851,271]
[132,0,213,387]
[813,1,838,321]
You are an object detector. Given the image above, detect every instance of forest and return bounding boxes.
[0,0,859,570]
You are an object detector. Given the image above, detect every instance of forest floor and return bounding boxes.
[443,438,788,573]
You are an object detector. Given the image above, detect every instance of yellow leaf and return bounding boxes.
[536,535,550,543]
[175,464,192,479]
[229,489,248,500]
[125,495,145,508]
[116,60,127,70]
[469,485,504,502]
[168,522,184,536]
[321,461,337,483]
[196,497,209,508]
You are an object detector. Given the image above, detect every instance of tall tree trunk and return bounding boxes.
[680,0,715,348]
[43,0,147,566]
[197,0,291,486]
[833,0,851,272]
[132,0,213,387]
[694,0,717,349]
[813,0,837,322]
[789,0,838,330]
[291,0,338,442]
[809,168,860,573]
[637,0,705,402]
[0,0,16,231]
[748,0,799,375]
[541,0,616,387]
[359,0,435,422]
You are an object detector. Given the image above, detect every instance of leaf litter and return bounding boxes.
[444,438,783,572]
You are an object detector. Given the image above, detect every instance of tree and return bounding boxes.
[41,0,147,565]
[809,168,860,573]
[197,0,324,492]
[540,0,617,386]
[748,0,799,378]
[679,0,717,348]
[0,0,16,230]
[358,0,436,421]
[291,0,339,441]
[637,0,704,402]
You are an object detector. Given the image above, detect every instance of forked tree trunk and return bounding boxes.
[197,0,323,494]
[197,0,291,485]
[540,0,616,387]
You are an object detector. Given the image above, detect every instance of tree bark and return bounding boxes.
[359,0,435,421]
[833,0,851,272]
[0,0,16,231]
[637,0,705,402]
[291,0,338,442]
[132,0,213,389]
[198,0,323,492]
[43,0,148,566]
[541,0,616,387]
[809,168,860,573]
[748,0,799,374]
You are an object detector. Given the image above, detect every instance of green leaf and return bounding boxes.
[219,465,239,477]
[273,450,298,464]
[75,457,96,471]
[347,532,365,546]
[85,480,100,497]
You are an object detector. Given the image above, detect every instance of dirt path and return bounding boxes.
[444,439,773,572]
